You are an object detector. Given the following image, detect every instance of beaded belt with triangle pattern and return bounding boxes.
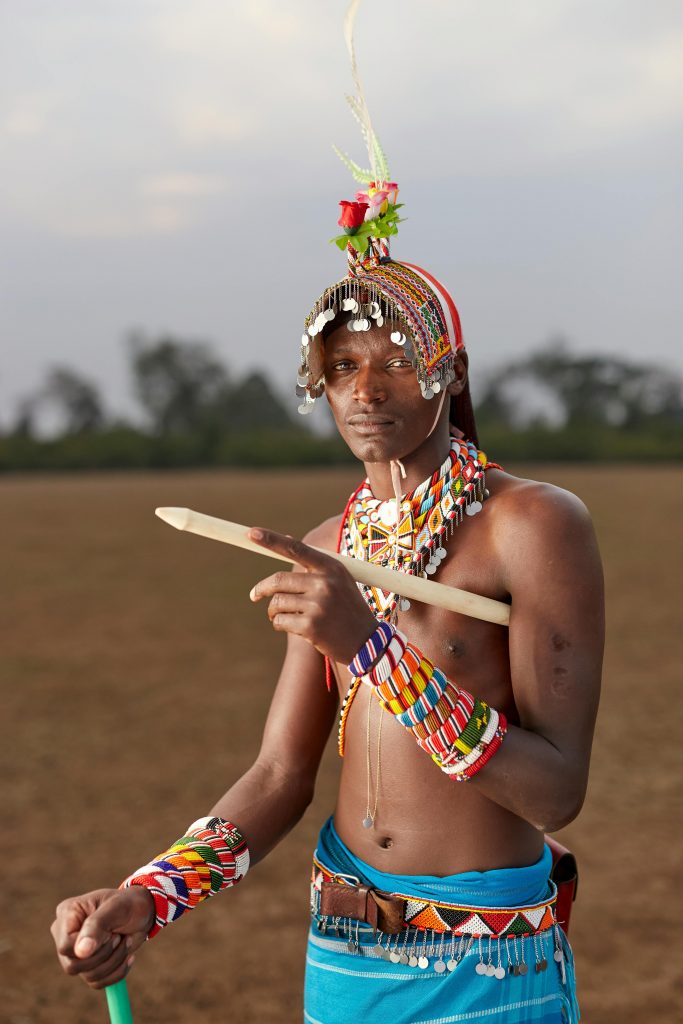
[311,853,556,939]
[310,853,569,980]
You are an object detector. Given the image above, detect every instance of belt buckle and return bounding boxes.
[319,880,405,935]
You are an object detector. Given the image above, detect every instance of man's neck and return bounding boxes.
[363,427,453,500]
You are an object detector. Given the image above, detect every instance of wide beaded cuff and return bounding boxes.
[348,620,395,677]
[361,627,507,781]
[121,816,249,939]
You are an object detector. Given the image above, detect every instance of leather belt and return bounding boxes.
[319,879,406,934]
[312,853,558,939]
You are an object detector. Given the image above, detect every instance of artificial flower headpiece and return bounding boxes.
[296,0,465,416]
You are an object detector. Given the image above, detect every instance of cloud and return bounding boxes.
[41,202,192,240]
[0,0,681,418]
[2,91,59,137]
[141,172,230,199]
[173,103,255,146]
[151,1,310,54]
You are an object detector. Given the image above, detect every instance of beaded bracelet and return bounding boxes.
[369,632,407,684]
[379,661,435,714]
[121,816,249,939]
[437,715,508,780]
[360,632,507,782]
[440,707,501,770]
[348,620,395,676]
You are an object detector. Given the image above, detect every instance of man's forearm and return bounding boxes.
[209,757,316,867]
[467,725,587,834]
[121,758,316,941]
[353,623,586,833]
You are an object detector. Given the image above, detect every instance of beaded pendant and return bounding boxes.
[340,437,490,621]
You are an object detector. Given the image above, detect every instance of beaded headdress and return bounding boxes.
[296,0,466,417]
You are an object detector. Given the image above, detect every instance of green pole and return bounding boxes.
[105,979,133,1024]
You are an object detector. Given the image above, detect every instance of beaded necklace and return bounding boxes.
[340,436,493,621]
[337,436,500,759]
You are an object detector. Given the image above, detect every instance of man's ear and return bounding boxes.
[446,352,468,396]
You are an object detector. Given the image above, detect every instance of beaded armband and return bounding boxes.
[348,620,395,676]
[354,626,507,780]
[121,816,249,939]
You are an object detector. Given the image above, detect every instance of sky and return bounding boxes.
[1,0,682,429]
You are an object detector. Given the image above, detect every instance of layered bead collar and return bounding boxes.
[340,436,495,621]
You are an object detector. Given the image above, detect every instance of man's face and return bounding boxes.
[322,321,444,464]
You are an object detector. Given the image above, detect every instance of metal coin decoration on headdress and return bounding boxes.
[296,0,465,416]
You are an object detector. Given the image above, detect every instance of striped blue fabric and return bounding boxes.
[304,818,579,1024]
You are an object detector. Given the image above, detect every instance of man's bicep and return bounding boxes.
[505,486,604,765]
[259,630,339,783]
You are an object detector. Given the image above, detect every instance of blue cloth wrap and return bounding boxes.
[304,817,579,1024]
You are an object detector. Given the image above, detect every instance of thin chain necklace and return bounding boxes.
[363,692,383,829]
[338,436,499,830]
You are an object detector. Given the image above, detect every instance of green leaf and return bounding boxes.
[332,145,374,184]
[340,95,393,185]
[372,136,390,182]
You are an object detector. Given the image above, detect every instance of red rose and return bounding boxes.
[338,199,368,234]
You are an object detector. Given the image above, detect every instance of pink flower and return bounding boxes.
[338,199,369,234]
[355,181,399,220]
[383,182,399,205]
[355,187,388,220]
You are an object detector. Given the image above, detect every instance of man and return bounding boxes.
[51,293,604,1020]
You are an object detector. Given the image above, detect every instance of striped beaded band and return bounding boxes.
[379,660,434,713]
[371,632,408,684]
[362,635,507,782]
[121,816,249,939]
[348,620,395,677]
[438,713,508,779]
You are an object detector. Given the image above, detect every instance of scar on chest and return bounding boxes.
[444,637,467,658]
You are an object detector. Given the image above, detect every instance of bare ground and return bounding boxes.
[0,465,681,1023]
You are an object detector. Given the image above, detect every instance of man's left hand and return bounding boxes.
[248,528,378,665]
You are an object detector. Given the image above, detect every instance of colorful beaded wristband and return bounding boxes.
[368,632,407,684]
[361,633,507,782]
[379,661,434,713]
[422,699,495,758]
[348,620,395,677]
[440,707,501,769]
[121,816,249,939]
[437,715,508,780]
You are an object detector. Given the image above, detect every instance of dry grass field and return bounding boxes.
[1,464,681,1023]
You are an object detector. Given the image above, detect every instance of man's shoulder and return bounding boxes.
[487,468,593,537]
[483,469,603,612]
[303,513,345,553]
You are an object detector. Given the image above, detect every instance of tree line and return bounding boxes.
[1,332,681,471]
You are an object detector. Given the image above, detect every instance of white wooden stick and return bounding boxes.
[155,507,510,627]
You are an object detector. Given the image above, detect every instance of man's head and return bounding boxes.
[322,317,473,464]
[296,258,480,458]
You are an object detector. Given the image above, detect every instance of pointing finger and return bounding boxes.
[248,529,336,573]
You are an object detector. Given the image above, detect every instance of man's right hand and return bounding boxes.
[51,886,155,990]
